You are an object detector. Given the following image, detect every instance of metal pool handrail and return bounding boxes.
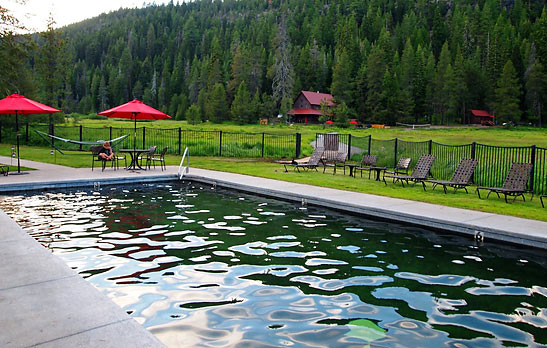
[178,147,189,179]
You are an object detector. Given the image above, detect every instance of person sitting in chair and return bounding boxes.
[98,141,115,161]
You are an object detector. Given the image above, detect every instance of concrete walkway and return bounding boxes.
[0,156,546,347]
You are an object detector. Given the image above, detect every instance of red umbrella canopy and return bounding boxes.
[98,99,171,120]
[325,120,333,124]
[0,94,60,174]
[349,120,358,124]
[0,93,60,114]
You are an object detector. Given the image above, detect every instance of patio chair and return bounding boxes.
[383,157,412,182]
[383,154,435,190]
[541,195,546,208]
[112,148,127,169]
[476,163,533,203]
[428,158,478,194]
[283,147,324,172]
[355,155,378,178]
[0,164,9,176]
[149,146,168,171]
[90,145,115,171]
[323,151,347,175]
[140,146,157,169]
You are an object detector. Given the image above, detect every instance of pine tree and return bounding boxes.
[205,83,227,123]
[365,45,386,122]
[231,82,253,124]
[185,104,201,125]
[36,15,68,108]
[272,13,294,114]
[525,61,545,127]
[331,49,353,105]
[494,60,522,124]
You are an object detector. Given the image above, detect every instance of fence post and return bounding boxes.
[50,123,54,147]
[394,137,398,167]
[219,130,223,157]
[471,141,476,159]
[428,139,432,154]
[347,134,352,159]
[261,132,265,157]
[25,122,29,143]
[79,125,83,151]
[142,127,146,149]
[530,145,536,193]
[49,118,54,147]
[368,135,371,155]
[178,128,182,155]
[295,133,301,158]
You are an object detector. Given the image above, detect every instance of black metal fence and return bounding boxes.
[0,122,300,159]
[317,133,547,195]
[1,121,545,195]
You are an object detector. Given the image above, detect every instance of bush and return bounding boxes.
[186,104,202,125]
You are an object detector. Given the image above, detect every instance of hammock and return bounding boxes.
[34,130,129,145]
[34,130,129,155]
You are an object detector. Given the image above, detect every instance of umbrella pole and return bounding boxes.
[16,111,21,174]
[133,113,137,151]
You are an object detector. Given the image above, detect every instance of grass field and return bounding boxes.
[60,119,547,148]
[1,143,545,222]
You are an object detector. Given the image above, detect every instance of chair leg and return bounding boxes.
[541,196,545,208]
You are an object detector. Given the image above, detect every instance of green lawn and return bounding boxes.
[66,119,547,148]
[1,143,545,222]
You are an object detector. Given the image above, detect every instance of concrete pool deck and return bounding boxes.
[0,156,546,347]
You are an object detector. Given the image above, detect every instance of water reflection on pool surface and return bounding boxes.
[1,182,546,347]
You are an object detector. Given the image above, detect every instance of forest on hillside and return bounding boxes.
[1,0,547,126]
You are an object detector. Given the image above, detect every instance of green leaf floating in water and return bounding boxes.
[346,319,386,343]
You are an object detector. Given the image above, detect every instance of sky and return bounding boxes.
[5,0,174,33]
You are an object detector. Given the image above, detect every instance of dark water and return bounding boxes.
[1,182,546,347]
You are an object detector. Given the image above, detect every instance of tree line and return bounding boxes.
[1,0,546,127]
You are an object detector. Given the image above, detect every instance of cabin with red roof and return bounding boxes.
[471,110,495,126]
[288,91,335,124]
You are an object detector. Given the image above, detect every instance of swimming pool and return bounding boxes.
[1,182,546,347]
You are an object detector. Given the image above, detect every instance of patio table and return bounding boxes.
[369,166,387,181]
[119,149,149,170]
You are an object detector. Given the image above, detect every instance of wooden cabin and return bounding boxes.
[471,110,495,126]
[288,91,335,124]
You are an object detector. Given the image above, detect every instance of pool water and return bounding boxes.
[1,182,546,347]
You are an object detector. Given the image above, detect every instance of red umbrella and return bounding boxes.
[98,99,171,150]
[325,120,333,124]
[349,120,358,124]
[0,94,60,174]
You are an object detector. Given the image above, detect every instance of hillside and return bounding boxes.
[4,0,547,126]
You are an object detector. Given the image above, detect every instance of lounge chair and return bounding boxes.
[355,155,378,178]
[383,154,435,190]
[323,151,347,175]
[283,147,324,172]
[90,145,115,171]
[428,158,478,193]
[0,164,8,176]
[149,146,168,171]
[476,163,533,203]
[383,157,412,182]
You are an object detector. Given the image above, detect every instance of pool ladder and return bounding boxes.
[178,147,190,179]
